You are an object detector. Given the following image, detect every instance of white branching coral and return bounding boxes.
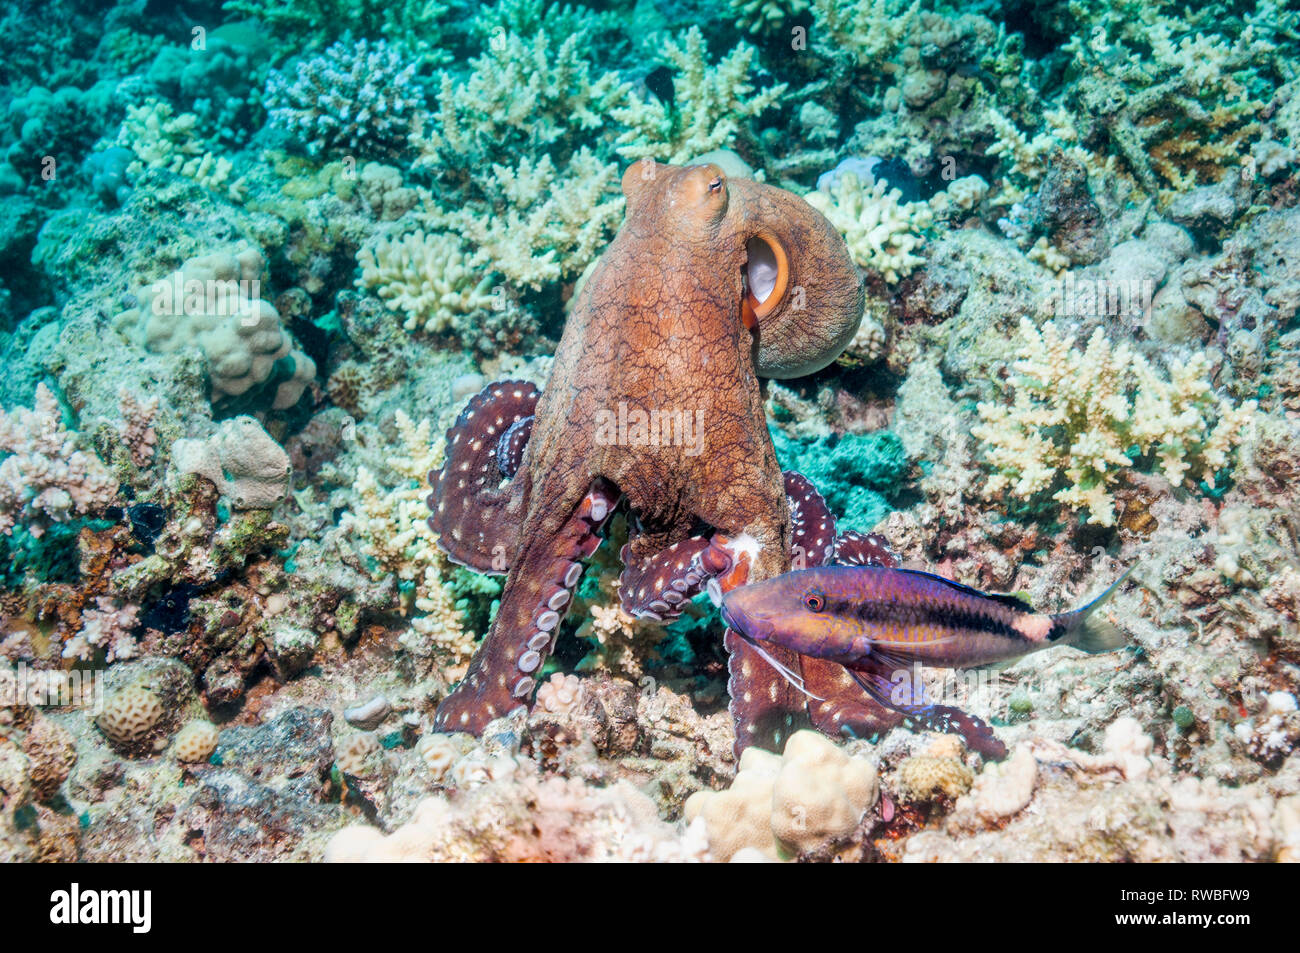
[810,0,920,66]
[613,27,786,163]
[414,29,625,170]
[434,148,625,290]
[0,384,118,538]
[356,230,496,334]
[973,318,1257,526]
[731,0,810,34]
[805,172,933,283]
[265,38,422,158]
[63,597,140,663]
[113,99,244,200]
[342,413,476,665]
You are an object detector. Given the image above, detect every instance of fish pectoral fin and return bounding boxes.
[846,652,931,712]
[847,658,1008,760]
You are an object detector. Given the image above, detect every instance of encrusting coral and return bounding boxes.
[973,317,1257,526]
[172,416,293,510]
[0,383,117,537]
[325,752,710,862]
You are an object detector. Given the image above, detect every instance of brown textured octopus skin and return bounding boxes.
[428,160,904,755]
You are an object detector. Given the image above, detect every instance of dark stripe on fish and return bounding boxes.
[849,599,1028,645]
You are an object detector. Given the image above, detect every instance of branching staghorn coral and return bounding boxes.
[0,384,118,538]
[265,39,422,159]
[432,148,625,290]
[973,318,1257,527]
[342,413,477,666]
[809,0,920,66]
[355,229,496,335]
[804,171,932,283]
[413,29,626,177]
[612,27,786,164]
[471,0,620,46]
[1054,1,1287,198]
[112,99,244,200]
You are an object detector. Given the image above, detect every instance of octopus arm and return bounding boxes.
[428,380,539,574]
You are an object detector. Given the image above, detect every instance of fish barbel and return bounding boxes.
[720,565,1132,713]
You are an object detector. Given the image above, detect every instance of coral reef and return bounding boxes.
[265,39,422,159]
[0,383,117,537]
[973,318,1257,526]
[0,0,1295,870]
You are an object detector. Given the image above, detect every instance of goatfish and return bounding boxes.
[720,565,1133,717]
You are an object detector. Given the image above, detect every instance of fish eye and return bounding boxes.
[803,589,825,612]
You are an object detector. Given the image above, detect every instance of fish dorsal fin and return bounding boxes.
[892,568,1035,613]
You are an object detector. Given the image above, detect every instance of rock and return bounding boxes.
[185,769,346,862]
[213,707,335,799]
[1031,151,1107,265]
[172,416,292,509]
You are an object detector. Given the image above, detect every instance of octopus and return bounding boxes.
[427,159,1002,758]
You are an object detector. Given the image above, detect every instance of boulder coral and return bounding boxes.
[685,730,879,861]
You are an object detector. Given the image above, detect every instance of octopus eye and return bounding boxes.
[708,176,723,193]
[803,590,825,612]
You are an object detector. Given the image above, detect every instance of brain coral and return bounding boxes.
[97,685,163,748]
[120,246,316,410]
[684,730,878,861]
[172,720,219,763]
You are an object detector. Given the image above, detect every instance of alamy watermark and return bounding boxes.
[593,402,705,457]
[0,663,104,715]
[1046,272,1154,324]
[149,274,263,327]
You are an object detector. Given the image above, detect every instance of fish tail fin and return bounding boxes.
[1054,564,1136,654]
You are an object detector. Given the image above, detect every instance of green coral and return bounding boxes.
[222,0,456,63]
[773,429,908,532]
[612,26,786,164]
